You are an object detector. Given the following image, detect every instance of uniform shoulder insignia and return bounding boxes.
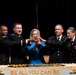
[64,36,67,39]
[51,36,55,38]
[48,36,54,40]
[53,36,55,37]
[2,36,7,38]
[50,36,53,38]
[63,36,67,41]
[49,36,52,39]
[10,34,15,36]
[63,36,66,39]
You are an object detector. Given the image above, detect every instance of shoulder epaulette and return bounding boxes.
[50,36,54,38]
[51,36,55,38]
[63,36,67,39]
[2,36,7,38]
[48,36,54,40]
[10,34,15,36]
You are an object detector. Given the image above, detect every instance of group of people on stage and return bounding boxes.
[0,23,76,64]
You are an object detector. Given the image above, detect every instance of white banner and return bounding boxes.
[0,64,76,75]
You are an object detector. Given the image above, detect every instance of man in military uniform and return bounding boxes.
[46,24,67,63]
[10,23,29,64]
[66,27,76,63]
[0,24,23,64]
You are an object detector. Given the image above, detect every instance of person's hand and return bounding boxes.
[39,37,46,42]
[25,38,30,44]
[29,37,38,42]
[74,46,76,49]
[35,36,40,44]
[37,41,41,44]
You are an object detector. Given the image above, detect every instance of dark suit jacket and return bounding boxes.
[0,34,21,64]
[46,35,67,63]
[10,33,27,64]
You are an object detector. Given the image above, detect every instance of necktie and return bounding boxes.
[57,37,60,41]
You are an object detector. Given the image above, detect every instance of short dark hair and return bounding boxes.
[13,23,22,28]
[55,24,63,29]
[0,24,7,30]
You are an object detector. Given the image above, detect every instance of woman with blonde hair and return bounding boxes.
[26,28,46,64]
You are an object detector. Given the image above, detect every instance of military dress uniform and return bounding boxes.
[0,34,22,64]
[46,35,67,63]
[10,34,27,64]
[66,37,76,63]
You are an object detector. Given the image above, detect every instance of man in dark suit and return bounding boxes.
[46,24,67,63]
[0,24,23,64]
[66,27,76,63]
[10,23,29,64]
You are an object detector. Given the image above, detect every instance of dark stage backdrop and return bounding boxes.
[0,0,76,39]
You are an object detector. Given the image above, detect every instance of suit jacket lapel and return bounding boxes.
[74,36,76,45]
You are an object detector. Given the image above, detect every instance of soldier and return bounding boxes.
[66,27,76,63]
[10,23,29,64]
[46,24,67,63]
[0,24,23,64]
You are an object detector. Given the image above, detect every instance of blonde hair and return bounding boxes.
[30,28,40,38]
